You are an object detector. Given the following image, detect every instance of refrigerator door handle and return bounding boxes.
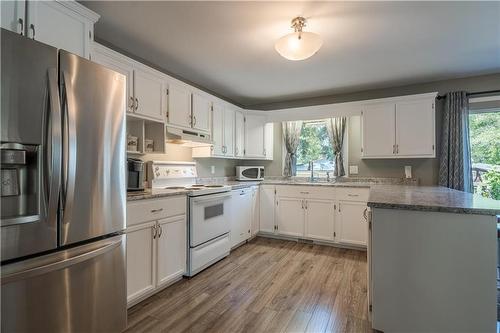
[46,68,62,225]
[61,71,77,225]
[1,236,122,284]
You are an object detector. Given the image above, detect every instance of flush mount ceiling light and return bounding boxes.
[275,16,323,61]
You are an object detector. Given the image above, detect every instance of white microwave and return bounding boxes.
[236,166,264,181]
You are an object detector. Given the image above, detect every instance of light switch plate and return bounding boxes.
[349,165,359,175]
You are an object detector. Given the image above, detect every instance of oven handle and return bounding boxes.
[191,191,232,204]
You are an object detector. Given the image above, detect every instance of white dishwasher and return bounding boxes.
[229,187,253,248]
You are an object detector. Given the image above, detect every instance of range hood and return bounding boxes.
[165,126,213,147]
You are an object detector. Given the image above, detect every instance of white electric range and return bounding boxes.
[148,161,232,276]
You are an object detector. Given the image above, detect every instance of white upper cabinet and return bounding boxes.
[234,111,245,158]
[133,66,164,121]
[28,1,98,59]
[223,107,235,157]
[92,44,134,113]
[211,102,225,156]
[191,93,212,133]
[1,0,25,34]
[361,103,396,158]
[166,81,192,128]
[396,99,435,157]
[244,113,266,159]
[361,93,436,159]
[264,122,274,160]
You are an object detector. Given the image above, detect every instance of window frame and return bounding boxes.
[281,118,349,178]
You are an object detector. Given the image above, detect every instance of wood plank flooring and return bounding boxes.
[125,237,371,333]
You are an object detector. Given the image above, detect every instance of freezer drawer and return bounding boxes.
[1,235,127,332]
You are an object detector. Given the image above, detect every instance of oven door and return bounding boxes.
[189,192,231,247]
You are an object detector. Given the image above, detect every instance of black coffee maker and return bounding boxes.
[127,158,144,191]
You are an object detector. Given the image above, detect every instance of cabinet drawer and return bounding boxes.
[127,196,186,226]
[276,185,335,200]
[336,187,369,202]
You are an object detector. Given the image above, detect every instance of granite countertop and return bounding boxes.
[367,185,500,216]
[127,188,189,201]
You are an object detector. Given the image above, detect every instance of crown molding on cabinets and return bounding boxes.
[263,92,438,122]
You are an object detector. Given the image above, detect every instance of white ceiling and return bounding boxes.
[81,1,500,107]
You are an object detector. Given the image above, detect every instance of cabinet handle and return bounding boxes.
[347,194,359,197]
[193,116,197,126]
[158,225,163,238]
[18,18,23,35]
[392,144,396,154]
[300,191,309,194]
[135,98,139,111]
[188,114,192,126]
[363,208,368,221]
[301,200,304,209]
[128,97,134,111]
[396,144,399,154]
[151,208,163,213]
[30,24,35,39]
[152,225,157,239]
[339,203,341,213]
[305,200,308,209]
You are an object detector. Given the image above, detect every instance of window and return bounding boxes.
[469,109,500,200]
[295,120,334,177]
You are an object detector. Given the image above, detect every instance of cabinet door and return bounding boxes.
[264,122,274,160]
[133,67,164,121]
[92,45,134,113]
[1,0,25,34]
[234,111,245,158]
[166,82,192,128]
[156,216,187,287]
[27,1,93,58]
[305,199,335,241]
[192,92,211,133]
[337,201,368,246]
[211,102,224,156]
[126,222,156,304]
[224,107,235,157]
[362,103,395,158]
[396,100,435,157]
[276,197,304,237]
[244,114,266,158]
[259,186,275,233]
[251,186,260,236]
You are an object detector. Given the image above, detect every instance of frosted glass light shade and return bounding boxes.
[275,31,323,61]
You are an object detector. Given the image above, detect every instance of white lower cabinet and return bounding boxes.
[259,185,276,233]
[261,185,367,247]
[156,216,187,288]
[250,186,260,236]
[304,199,335,241]
[126,196,187,307]
[337,200,368,246]
[126,221,156,304]
[276,197,304,237]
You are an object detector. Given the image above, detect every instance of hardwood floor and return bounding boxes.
[126,237,371,333]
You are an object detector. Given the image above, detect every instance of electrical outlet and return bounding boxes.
[211,165,215,175]
[349,165,359,175]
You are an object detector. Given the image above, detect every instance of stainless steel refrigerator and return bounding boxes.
[1,28,127,332]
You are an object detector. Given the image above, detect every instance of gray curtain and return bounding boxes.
[326,117,347,177]
[438,91,473,192]
[282,121,303,177]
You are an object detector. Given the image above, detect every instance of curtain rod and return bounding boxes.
[436,89,500,100]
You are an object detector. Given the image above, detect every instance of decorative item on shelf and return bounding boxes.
[275,16,323,61]
[145,139,154,153]
[127,134,138,152]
